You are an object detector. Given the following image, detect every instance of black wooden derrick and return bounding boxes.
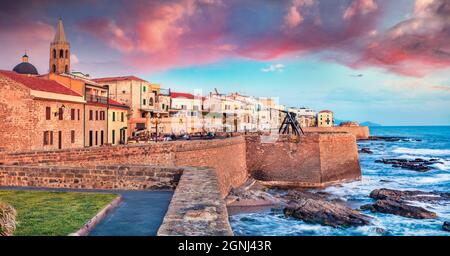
[278,110,304,136]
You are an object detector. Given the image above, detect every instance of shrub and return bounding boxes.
[0,201,17,236]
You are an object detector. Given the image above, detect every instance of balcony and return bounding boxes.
[86,94,108,104]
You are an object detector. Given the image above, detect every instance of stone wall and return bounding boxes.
[0,165,183,190]
[0,137,248,197]
[0,73,85,152]
[245,133,361,187]
[0,132,361,193]
[304,126,370,139]
[0,74,34,152]
[157,167,233,236]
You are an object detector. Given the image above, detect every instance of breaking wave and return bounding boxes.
[392,148,450,156]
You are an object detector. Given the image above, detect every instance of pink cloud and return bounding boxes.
[349,0,450,77]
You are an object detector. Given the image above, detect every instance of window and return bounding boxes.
[77,109,80,120]
[71,109,75,120]
[89,110,93,121]
[162,104,165,110]
[100,131,104,145]
[58,108,63,120]
[53,49,56,59]
[59,49,64,58]
[95,131,98,145]
[149,98,154,106]
[44,131,53,145]
[121,112,124,122]
[71,130,75,143]
[89,131,93,146]
[143,86,147,92]
[112,130,116,145]
[43,131,49,145]
[143,99,146,105]
[193,105,199,111]
[45,107,51,120]
[65,65,68,73]
[52,64,56,73]
[112,112,116,122]
[95,110,98,121]
[65,50,69,58]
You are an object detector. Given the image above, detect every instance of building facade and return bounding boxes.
[0,70,85,152]
[318,110,334,127]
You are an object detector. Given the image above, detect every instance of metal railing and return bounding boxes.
[86,94,108,104]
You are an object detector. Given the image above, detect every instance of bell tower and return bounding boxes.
[49,18,70,74]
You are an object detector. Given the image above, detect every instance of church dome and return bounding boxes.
[13,54,39,75]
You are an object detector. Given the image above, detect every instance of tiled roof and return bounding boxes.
[0,70,81,97]
[92,76,147,83]
[319,110,333,113]
[108,98,129,109]
[170,92,195,99]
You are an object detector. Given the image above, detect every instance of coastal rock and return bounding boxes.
[361,199,437,219]
[443,222,450,232]
[226,178,283,207]
[284,197,371,228]
[370,188,450,202]
[359,148,373,154]
[375,158,443,172]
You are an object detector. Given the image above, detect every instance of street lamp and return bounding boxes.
[151,113,161,142]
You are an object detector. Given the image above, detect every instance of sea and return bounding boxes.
[229,126,450,236]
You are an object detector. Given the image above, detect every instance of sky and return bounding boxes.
[0,0,449,125]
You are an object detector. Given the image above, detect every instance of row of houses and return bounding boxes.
[0,19,333,153]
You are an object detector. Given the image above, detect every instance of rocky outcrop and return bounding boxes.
[284,197,372,228]
[443,222,450,232]
[361,199,437,219]
[370,188,450,202]
[359,148,373,154]
[361,188,448,219]
[226,178,284,207]
[375,158,443,172]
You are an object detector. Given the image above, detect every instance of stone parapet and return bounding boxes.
[157,167,233,236]
[304,126,370,139]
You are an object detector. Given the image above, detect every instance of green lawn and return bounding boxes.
[0,190,118,236]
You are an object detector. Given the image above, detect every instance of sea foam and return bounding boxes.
[392,147,450,156]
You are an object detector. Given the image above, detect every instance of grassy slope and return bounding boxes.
[0,190,117,236]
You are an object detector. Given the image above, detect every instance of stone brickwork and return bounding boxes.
[304,126,370,139]
[0,75,34,152]
[157,167,233,236]
[0,73,85,152]
[246,133,361,187]
[0,137,248,197]
[0,165,183,190]
[0,133,361,192]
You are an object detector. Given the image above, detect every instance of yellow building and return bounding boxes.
[108,99,129,145]
[318,110,334,127]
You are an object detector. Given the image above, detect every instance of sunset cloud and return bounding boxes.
[1,0,450,77]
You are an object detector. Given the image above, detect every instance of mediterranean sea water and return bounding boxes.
[229,126,450,236]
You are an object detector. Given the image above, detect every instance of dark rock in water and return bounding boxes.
[443,222,450,232]
[359,148,373,154]
[361,199,437,219]
[370,188,450,202]
[284,198,372,228]
[375,158,443,172]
